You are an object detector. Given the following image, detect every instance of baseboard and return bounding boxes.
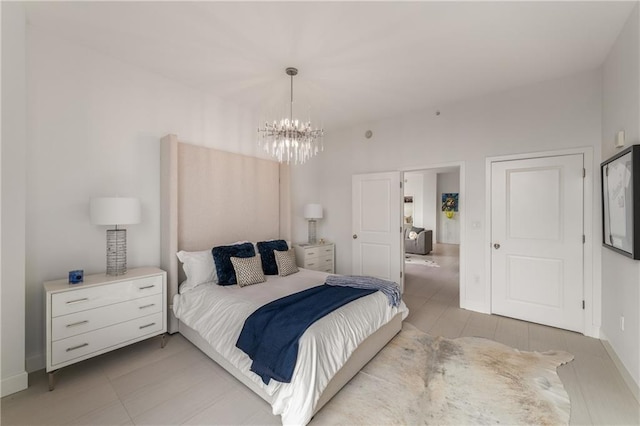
[26,353,45,373]
[1,371,28,397]
[600,332,640,404]
[459,299,490,314]
[583,324,600,339]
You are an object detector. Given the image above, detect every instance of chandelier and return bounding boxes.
[258,67,324,165]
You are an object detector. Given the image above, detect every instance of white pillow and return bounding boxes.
[176,250,217,292]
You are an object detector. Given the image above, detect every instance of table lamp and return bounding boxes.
[90,197,141,275]
[304,203,323,244]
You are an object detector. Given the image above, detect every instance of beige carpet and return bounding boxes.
[313,325,574,425]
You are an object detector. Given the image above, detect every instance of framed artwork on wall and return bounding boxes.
[602,144,640,259]
[442,193,459,219]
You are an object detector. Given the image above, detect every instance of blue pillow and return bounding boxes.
[212,242,256,285]
[257,240,289,275]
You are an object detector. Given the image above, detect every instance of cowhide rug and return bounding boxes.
[313,325,574,425]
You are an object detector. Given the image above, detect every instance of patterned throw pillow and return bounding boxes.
[230,255,266,287]
[274,249,299,277]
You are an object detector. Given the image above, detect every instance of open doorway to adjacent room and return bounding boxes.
[402,166,461,310]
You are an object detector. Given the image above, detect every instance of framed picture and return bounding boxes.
[441,193,459,212]
[601,145,640,259]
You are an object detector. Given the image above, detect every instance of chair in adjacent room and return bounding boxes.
[405,227,433,255]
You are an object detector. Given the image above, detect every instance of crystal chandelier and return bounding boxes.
[258,67,324,165]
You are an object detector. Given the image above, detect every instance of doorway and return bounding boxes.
[403,166,462,307]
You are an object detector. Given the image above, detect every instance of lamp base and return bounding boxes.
[106,229,127,276]
[308,219,317,245]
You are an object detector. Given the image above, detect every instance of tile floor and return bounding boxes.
[2,243,638,425]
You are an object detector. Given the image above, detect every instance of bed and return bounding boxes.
[159,135,406,424]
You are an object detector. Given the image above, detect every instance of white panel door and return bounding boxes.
[352,172,403,291]
[491,154,584,332]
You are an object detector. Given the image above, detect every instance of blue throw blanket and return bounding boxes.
[236,284,376,385]
[326,275,401,307]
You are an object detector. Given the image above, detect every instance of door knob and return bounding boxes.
[493,243,500,249]
[353,234,358,239]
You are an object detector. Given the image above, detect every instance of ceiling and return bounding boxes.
[25,1,635,130]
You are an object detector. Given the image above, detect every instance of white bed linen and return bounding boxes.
[173,268,408,425]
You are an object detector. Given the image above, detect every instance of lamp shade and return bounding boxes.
[90,197,141,225]
[304,203,323,220]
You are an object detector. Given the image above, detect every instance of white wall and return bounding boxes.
[601,3,640,391]
[1,2,28,396]
[291,68,602,323]
[24,27,261,371]
[437,171,460,244]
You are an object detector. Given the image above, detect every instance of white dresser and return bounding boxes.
[294,242,335,273]
[45,267,166,389]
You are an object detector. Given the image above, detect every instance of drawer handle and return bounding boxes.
[66,343,88,352]
[66,298,89,305]
[139,322,156,329]
[139,303,155,309]
[66,320,89,328]
[138,285,155,290]
[326,259,331,262]
[308,251,316,255]
[308,263,315,266]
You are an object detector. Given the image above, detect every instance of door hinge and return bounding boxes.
[605,165,608,176]
[400,226,403,233]
[582,168,586,178]
[400,271,403,278]
[582,300,585,310]
[400,181,403,188]
[582,235,585,244]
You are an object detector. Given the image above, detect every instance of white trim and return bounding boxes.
[399,161,463,173]
[601,331,640,404]
[485,146,595,336]
[485,160,493,314]
[460,299,489,314]
[1,371,28,397]
[582,148,597,338]
[401,161,466,309]
[485,147,594,163]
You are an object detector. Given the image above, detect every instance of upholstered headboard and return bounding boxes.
[160,134,290,332]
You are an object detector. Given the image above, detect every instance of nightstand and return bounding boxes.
[44,267,167,390]
[294,242,335,273]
